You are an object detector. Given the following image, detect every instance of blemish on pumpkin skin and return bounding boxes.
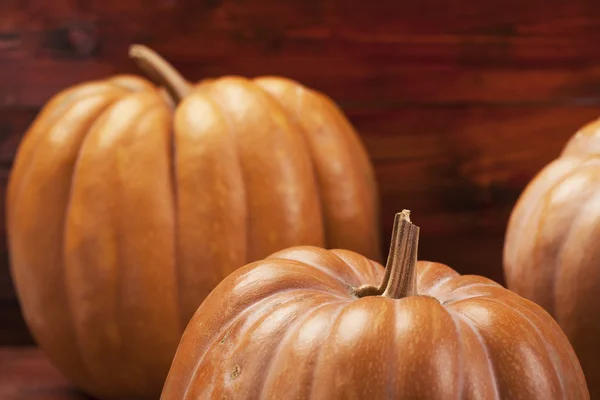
[231,365,242,379]
[219,328,232,345]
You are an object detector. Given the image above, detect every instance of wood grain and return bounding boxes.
[2,0,600,345]
[0,347,90,400]
[3,1,600,107]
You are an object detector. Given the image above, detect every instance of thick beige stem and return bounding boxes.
[129,44,191,104]
[355,210,420,299]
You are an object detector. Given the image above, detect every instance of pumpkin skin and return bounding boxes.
[504,118,600,399]
[162,214,588,399]
[5,46,380,400]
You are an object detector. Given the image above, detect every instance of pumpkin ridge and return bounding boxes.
[113,101,180,394]
[536,160,599,316]
[64,94,174,396]
[10,90,129,394]
[452,311,501,399]
[252,80,328,246]
[172,92,247,324]
[267,253,363,291]
[258,301,345,399]
[182,291,335,398]
[549,156,600,326]
[167,108,183,333]
[475,297,568,398]
[177,288,309,398]
[509,163,578,313]
[504,157,587,293]
[444,306,466,398]
[330,249,383,286]
[306,301,354,399]
[198,82,250,264]
[255,78,380,260]
[59,93,133,386]
[7,86,122,219]
[420,274,455,297]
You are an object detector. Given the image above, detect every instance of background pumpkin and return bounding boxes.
[504,117,600,399]
[162,211,588,400]
[5,45,380,400]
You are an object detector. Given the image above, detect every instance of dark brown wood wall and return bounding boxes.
[2,0,600,345]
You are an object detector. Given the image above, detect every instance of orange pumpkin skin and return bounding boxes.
[6,47,380,400]
[504,118,600,399]
[162,244,588,399]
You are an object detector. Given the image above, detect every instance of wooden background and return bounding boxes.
[2,0,600,346]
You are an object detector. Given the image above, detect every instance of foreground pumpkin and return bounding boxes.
[504,118,600,398]
[6,45,380,400]
[162,211,588,399]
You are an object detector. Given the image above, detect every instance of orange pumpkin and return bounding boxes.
[6,45,380,400]
[504,118,600,398]
[162,211,588,399]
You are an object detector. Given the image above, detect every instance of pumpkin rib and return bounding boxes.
[444,282,502,297]
[550,158,600,322]
[182,291,339,399]
[552,188,600,376]
[330,248,382,285]
[532,158,600,316]
[300,303,348,398]
[64,93,181,398]
[445,305,466,398]
[111,100,181,393]
[306,299,380,398]
[464,297,567,398]
[452,311,501,400]
[177,288,346,398]
[65,95,161,378]
[477,297,569,398]
[267,256,357,293]
[7,84,121,222]
[258,300,345,399]
[387,296,463,398]
[254,77,380,261]
[60,95,126,372]
[169,289,298,398]
[505,156,586,254]
[415,261,459,295]
[268,246,378,289]
[173,93,247,324]
[8,89,129,394]
[496,291,591,398]
[200,77,324,261]
[504,156,591,314]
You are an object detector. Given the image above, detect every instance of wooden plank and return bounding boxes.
[3,0,600,36]
[4,1,600,107]
[0,347,89,399]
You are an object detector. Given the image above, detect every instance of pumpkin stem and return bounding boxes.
[129,44,191,104]
[354,210,420,299]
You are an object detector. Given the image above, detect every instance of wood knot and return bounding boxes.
[42,22,99,58]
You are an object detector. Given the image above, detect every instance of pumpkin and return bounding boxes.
[6,45,380,400]
[162,210,588,399]
[504,118,600,398]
